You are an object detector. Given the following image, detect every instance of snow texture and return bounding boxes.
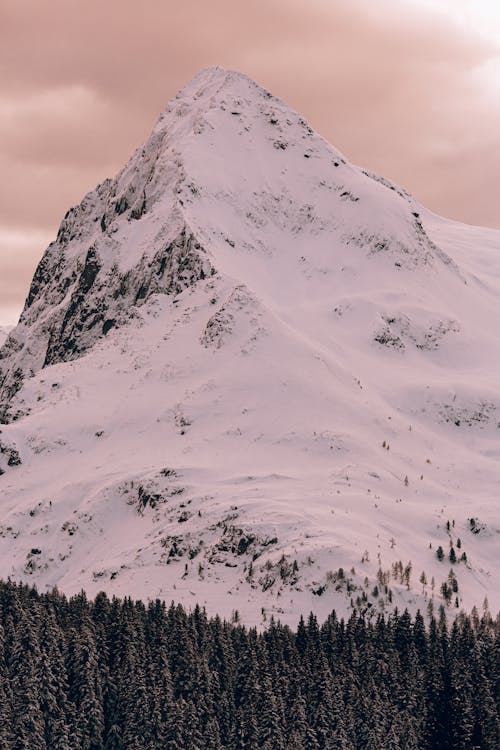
[0,326,12,345]
[0,66,499,625]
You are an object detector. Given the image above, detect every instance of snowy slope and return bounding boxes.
[0,67,499,625]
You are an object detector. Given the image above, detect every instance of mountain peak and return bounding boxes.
[181,64,243,88]
[0,67,458,420]
[175,65,268,99]
[152,65,282,138]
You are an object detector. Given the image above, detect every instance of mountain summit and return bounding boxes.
[0,66,458,416]
[0,68,498,623]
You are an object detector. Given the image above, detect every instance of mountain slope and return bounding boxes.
[0,67,498,624]
[0,326,11,347]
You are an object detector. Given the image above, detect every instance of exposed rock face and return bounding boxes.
[0,97,219,422]
[0,230,213,420]
[41,231,214,367]
[0,77,227,420]
[0,437,22,474]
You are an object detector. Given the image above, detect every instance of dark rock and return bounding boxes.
[102,319,116,335]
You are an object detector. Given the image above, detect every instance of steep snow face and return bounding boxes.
[0,67,499,625]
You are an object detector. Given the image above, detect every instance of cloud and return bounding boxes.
[0,229,53,324]
[0,0,499,321]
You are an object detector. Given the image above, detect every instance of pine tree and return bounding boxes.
[384,722,402,750]
[104,723,121,750]
[180,699,204,750]
[425,616,450,750]
[0,580,497,750]
[120,656,153,749]
[0,622,13,749]
[9,612,46,750]
[204,718,223,750]
[68,625,105,750]
[258,671,285,750]
[38,612,72,750]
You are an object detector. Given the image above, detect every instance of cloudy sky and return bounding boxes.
[1,0,499,325]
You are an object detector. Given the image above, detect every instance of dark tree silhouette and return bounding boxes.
[0,580,497,750]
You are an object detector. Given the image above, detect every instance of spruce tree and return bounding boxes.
[9,612,46,750]
[68,626,105,750]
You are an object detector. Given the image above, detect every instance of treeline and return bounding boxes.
[0,580,498,750]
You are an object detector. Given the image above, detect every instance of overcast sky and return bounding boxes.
[1,0,499,325]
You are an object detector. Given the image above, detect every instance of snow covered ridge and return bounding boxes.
[0,66,499,625]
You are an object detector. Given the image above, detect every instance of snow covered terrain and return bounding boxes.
[0,326,11,347]
[0,67,498,625]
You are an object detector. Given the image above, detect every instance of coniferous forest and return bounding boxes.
[0,581,498,750]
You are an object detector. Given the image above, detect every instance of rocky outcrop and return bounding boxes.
[0,228,214,422]
[42,229,214,367]
[0,436,22,474]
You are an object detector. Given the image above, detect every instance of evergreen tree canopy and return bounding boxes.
[0,580,497,750]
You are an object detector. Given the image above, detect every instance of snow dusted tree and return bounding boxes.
[0,580,497,750]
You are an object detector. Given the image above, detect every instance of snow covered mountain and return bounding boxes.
[0,67,498,625]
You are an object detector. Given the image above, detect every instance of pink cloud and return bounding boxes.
[0,0,499,321]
